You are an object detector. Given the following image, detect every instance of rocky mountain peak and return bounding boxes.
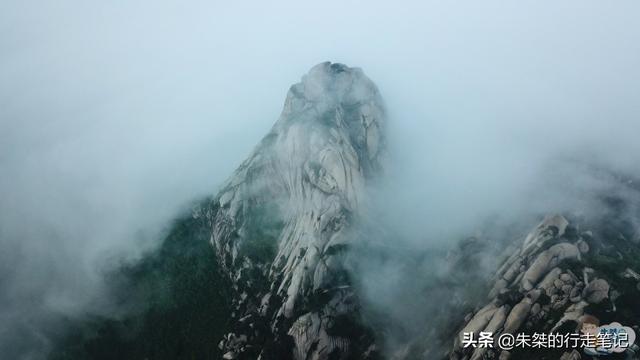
[207,62,385,360]
[276,61,385,173]
[288,62,378,106]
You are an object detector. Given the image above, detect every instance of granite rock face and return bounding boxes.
[448,214,640,360]
[202,62,385,360]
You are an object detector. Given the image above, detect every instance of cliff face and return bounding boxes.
[204,62,385,360]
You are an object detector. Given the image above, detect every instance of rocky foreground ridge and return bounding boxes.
[202,62,385,360]
[447,211,640,360]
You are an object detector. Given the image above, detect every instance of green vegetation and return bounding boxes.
[237,200,283,263]
[49,212,231,360]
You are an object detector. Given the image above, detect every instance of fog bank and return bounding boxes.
[1,0,640,357]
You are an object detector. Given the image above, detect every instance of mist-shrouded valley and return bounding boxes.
[2,2,640,360]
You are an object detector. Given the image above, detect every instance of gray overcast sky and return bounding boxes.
[1,0,640,357]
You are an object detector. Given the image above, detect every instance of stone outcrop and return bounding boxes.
[203,62,385,360]
[448,214,640,360]
[582,278,610,304]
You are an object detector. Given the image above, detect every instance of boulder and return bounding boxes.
[521,243,580,291]
[503,298,533,334]
[576,240,589,254]
[582,279,610,304]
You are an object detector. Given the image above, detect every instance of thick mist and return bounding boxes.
[2,0,640,358]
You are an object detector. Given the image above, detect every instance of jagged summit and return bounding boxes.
[207,62,385,360]
[283,62,379,107]
[274,61,384,175]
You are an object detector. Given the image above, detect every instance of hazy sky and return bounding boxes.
[2,1,640,358]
